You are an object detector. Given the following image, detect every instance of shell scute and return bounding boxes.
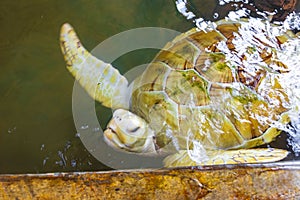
[155,39,200,70]
[195,52,235,83]
[193,107,245,149]
[132,91,179,131]
[216,22,241,39]
[165,70,210,106]
[133,62,170,93]
[187,30,226,51]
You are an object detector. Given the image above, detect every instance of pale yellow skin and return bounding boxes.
[60,20,293,167]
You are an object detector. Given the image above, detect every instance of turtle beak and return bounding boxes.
[104,115,142,148]
[103,109,156,153]
[103,127,128,149]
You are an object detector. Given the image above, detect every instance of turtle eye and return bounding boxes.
[127,126,140,133]
[122,117,146,137]
[112,109,147,138]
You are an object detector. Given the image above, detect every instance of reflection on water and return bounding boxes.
[1,0,300,173]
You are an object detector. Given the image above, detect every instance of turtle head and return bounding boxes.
[104,109,158,155]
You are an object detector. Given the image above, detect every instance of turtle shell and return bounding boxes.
[130,19,293,152]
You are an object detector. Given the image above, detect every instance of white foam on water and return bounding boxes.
[284,12,300,30]
[175,0,300,158]
[175,0,252,31]
[219,0,249,6]
[175,0,214,31]
[276,29,300,154]
[219,17,300,154]
[175,0,196,20]
[227,8,250,20]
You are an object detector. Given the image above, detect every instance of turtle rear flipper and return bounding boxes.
[60,23,129,109]
[163,148,289,167]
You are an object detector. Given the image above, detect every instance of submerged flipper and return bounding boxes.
[60,23,129,109]
[164,148,289,167]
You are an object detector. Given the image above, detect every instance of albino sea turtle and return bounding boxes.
[60,18,295,167]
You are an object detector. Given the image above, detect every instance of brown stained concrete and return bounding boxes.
[0,163,300,199]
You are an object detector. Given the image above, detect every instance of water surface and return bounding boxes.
[1,0,300,173]
[0,0,197,173]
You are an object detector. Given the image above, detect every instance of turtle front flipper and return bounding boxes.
[60,23,129,109]
[163,148,289,167]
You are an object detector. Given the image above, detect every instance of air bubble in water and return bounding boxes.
[71,159,77,167]
[75,133,80,138]
[213,13,219,19]
[43,157,49,166]
[7,126,17,134]
[80,124,89,130]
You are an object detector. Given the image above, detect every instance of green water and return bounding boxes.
[1,0,300,174]
[0,0,197,173]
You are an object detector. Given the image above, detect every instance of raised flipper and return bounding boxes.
[60,23,129,109]
[163,148,289,167]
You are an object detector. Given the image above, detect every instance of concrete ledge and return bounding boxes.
[0,162,300,199]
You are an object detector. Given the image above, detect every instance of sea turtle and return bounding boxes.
[60,18,295,167]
